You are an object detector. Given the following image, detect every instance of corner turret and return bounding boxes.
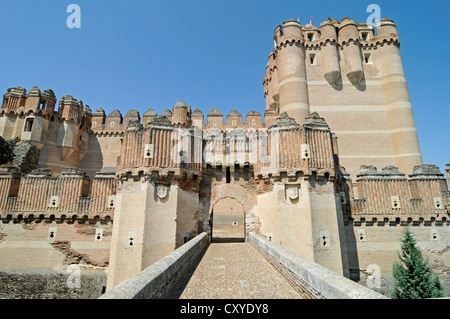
[319,18,341,86]
[273,19,310,125]
[171,100,191,128]
[338,17,364,86]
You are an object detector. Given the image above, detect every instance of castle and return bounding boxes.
[0,17,448,298]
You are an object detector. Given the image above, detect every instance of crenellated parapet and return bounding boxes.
[59,95,91,125]
[0,166,116,223]
[1,86,57,117]
[202,112,337,181]
[347,164,449,225]
[265,16,400,95]
[265,17,401,89]
[90,102,267,136]
[1,86,90,127]
[273,19,304,50]
[116,116,203,184]
[254,112,336,180]
[0,87,93,174]
[370,18,400,47]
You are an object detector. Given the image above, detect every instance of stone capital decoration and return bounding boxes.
[156,184,169,199]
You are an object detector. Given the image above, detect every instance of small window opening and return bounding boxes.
[24,118,34,132]
[213,121,216,127]
[93,122,97,128]
[310,54,317,65]
[110,122,114,128]
[307,33,314,42]
[252,119,256,127]
[364,53,372,64]
[361,32,368,41]
[40,101,46,110]
[226,166,231,184]
[232,120,236,126]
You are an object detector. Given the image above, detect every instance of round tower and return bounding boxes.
[375,18,423,174]
[320,18,341,86]
[338,18,364,86]
[274,19,310,125]
[171,100,191,128]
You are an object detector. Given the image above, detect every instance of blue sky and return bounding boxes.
[0,0,449,174]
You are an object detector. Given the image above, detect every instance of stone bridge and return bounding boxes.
[99,232,387,299]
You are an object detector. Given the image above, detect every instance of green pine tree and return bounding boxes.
[391,228,445,299]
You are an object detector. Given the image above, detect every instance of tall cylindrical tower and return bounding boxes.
[319,19,341,86]
[275,19,310,125]
[375,18,423,174]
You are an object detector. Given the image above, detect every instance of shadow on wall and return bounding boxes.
[341,178,360,282]
[79,136,103,180]
[345,221,360,282]
[211,237,245,243]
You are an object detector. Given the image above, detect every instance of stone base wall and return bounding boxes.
[0,219,111,298]
[0,269,106,299]
[345,223,450,297]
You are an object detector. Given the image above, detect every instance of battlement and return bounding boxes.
[1,87,91,124]
[90,101,272,134]
[267,16,400,92]
[115,111,337,180]
[273,17,398,50]
[0,166,116,224]
[343,164,450,225]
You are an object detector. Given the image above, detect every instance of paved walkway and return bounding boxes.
[171,243,302,299]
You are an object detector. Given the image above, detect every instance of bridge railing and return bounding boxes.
[248,232,388,299]
[99,232,209,299]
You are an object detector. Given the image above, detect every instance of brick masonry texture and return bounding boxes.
[0,16,449,298]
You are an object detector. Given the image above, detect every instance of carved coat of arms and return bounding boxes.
[156,184,169,199]
[286,185,299,200]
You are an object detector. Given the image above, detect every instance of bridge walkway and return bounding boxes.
[170,242,303,299]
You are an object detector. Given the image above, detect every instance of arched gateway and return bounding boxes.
[211,197,245,242]
[209,184,256,243]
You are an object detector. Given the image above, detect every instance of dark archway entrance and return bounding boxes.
[211,197,245,243]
